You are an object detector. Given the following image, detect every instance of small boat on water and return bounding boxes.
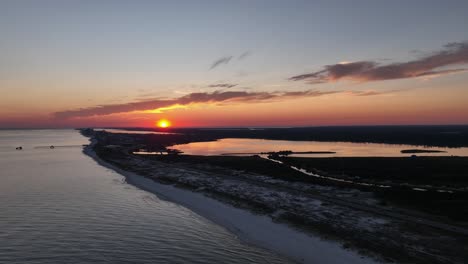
[16,146,22,150]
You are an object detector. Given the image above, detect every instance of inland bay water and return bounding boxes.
[171,138,468,157]
[0,130,292,264]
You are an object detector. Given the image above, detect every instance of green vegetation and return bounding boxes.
[278,156,468,220]
[278,156,468,186]
[140,154,309,181]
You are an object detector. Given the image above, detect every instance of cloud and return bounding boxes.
[53,89,340,119]
[207,83,238,88]
[290,41,468,84]
[348,90,383,96]
[281,90,341,97]
[238,51,251,60]
[346,89,402,96]
[210,51,252,69]
[210,56,233,69]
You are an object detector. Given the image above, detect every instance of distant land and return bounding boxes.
[92,125,468,148]
[401,149,447,154]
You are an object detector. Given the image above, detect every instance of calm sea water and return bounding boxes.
[171,138,468,157]
[0,130,292,264]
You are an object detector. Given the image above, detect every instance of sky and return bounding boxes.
[1,0,468,128]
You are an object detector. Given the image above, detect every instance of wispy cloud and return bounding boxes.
[238,51,251,60]
[346,89,403,96]
[210,51,251,69]
[290,41,468,84]
[210,56,233,69]
[54,89,340,119]
[207,83,238,88]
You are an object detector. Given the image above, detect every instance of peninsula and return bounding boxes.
[81,128,468,264]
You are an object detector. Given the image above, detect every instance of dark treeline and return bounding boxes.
[112,125,468,148]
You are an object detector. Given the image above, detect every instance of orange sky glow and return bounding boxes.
[2,82,467,128]
[1,2,468,128]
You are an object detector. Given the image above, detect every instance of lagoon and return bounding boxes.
[170,138,468,157]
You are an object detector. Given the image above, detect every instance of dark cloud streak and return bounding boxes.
[209,51,251,69]
[290,42,468,84]
[347,89,403,96]
[54,89,340,119]
[238,51,251,60]
[207,83,238,88]
[210,56,233,69]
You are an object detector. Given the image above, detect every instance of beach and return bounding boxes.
[83,138,378,264]
[1,129,298,264]
[82,129,468,264]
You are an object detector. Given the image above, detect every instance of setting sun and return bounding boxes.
[156,119,171,128]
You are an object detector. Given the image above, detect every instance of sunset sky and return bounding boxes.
[1,0,468,128]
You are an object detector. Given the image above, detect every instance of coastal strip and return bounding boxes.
[82,138,378,264]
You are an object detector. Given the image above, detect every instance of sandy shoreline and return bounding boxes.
[83,138,378,264]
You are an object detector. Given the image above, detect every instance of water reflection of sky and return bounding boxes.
[171,138,468,157]
[0,130,292,264]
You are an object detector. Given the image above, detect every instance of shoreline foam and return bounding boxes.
[83,139,378,264]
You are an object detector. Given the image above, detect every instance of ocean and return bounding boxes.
[0,129,291,264]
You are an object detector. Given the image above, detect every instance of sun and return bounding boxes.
[156,119,171,128]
